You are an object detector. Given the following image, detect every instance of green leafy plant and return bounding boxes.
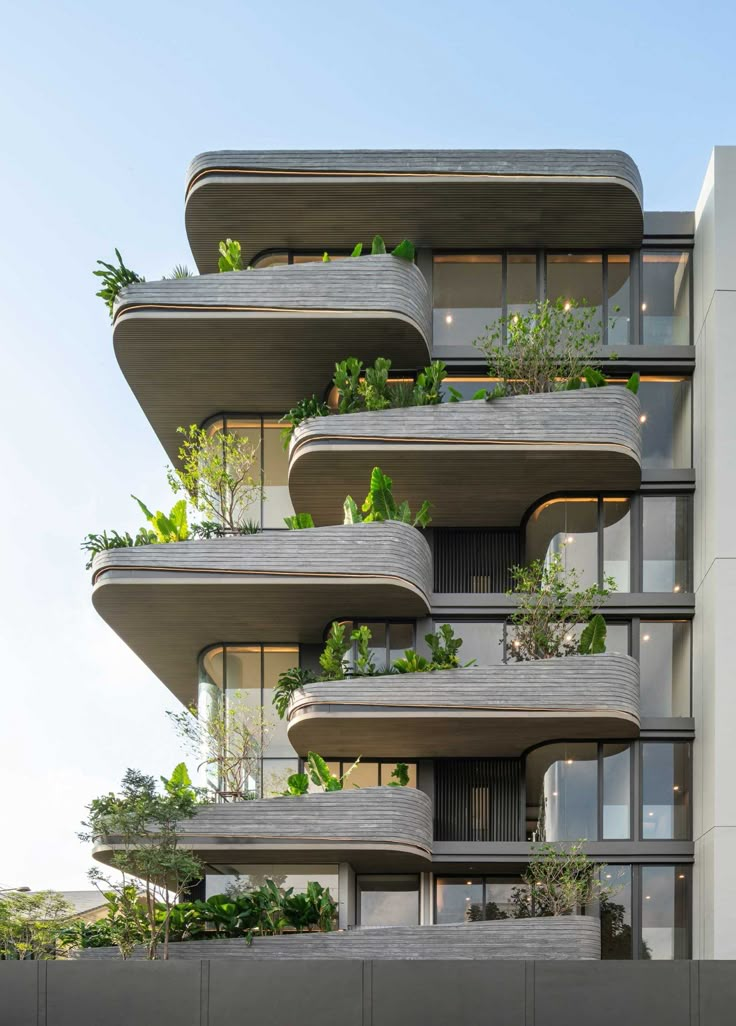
[393,625,473,673]
[306,752,361,791]
[283,881,337,933]
[321,235,415,264]
[283,772,310,796]
[94,249,144,319]
[280,396,330,447]
[133,496,189,543]
[81,528,155,570]
[163,265,195,279]
[0,891,74,960]
[319,621,352,679]
[506,551,615,661]
[81,764,206,960]
[218,238,243,272]
[272,667,318,720]
[334,357,364,414]
[360,356,393,410]
[474,298,639,396]
[284,512,315,530]
[522,840,617,916]
[167,424,262,534]
[343,466,432,528]
[387,763,410,787]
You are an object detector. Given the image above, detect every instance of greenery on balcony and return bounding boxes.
[273,621,472,719]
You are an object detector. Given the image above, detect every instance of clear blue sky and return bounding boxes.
[0,0,733,890]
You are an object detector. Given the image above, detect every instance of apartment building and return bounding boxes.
[89,147,736,960]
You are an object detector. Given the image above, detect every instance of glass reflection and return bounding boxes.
[641,743,690,839]
[603,498,630,591]
[207,863,338,900]
[546,254,603,340]
[525,498,599,588]
[437,621,505,666]
[602,744,631,839]
[642,251,691,345]
[642,496,692,592]
[639,622,691,717]
[433,255,503,346]
[607,255,631,345]
[638,379,692,469]
[358,875,419,926]
[600,865,633,959]
[526,743,598,841]
[641,866,690,959]
[507,254,538,318]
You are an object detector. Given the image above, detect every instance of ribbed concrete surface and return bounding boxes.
[288,654,641,757]
[78,915,601,960]
[289,390,642,526]
[112,256,430,463]
[184,149,643,269]
[94,787,433,869]
[90,523,432,705]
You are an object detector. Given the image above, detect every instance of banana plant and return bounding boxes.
[94,249,144,319]
[343,466,432,528]
[578,613,608,655]
[284,512,315,530]
[132,496,189,543]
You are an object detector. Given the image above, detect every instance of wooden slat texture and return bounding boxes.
[289,391,643,527]
[91,523,432,705]
[184,149,644,269]
[94,787,433,870]
[112,256,431,463]
[78,915,601,960]
[287,654,640,757]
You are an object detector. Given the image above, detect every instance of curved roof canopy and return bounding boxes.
[91,523,431,705]
[112,256,430,461]
[287,654,640,758]
[289,390,642,527]
[185,149,644,271]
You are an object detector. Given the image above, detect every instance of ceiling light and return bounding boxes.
[673,585,681,593]
[648,811,654,817]
[605,874,612,879]
[466,881,472,886]
[552,791,558,797]
[445,314,453,325]
[642,303,647,311]
[673,786,680,792]
[563,301,571,311]
[512,315,519,324]
[642,634,651,642]
[565,759,574,765]
[640,414,647,423]
[645,895,651,900]
[678,874,686,879]
[566,535,575,543]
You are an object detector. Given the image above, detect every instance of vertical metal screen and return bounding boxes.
[434,759,523,841]
[433,528,521,593]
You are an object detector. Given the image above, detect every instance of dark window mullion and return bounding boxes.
[602,254,609,347]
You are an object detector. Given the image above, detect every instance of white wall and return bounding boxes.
[692,147,736,958]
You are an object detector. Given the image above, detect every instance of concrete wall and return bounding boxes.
[693,146,736,958]
[2,960,734,1026]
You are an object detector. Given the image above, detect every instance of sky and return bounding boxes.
[0,0,734,891]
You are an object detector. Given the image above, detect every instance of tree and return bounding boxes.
[0,891,74,959]
[506,551,615,661]
[167,424,262,534]
[522,841,617,917]
[473,298,604,395]
[167,695,274,800]
[81,764,205,960]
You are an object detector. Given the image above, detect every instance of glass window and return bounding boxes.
[262,422,294,528]
[381,762,417,788]
[641,866,690,959]
[525,498,599,588]
[638,379,692,469]
[437,621,505,666]
[607,255,631,345]
[389,623,415,665]
[347,761,381,789]
[251,252,289,268]
[323,760,417,789]
[526,743,599,842]
[603,498,631,591]
[602,744,631,839]
[507,254,538,318]
[433,255,503,347]
[605,623,630,654]
[600,865,633,959]
[642,251,691,346]
[435,877,485,924]
[435,877,526,924]
[641,742,690,840]
[642,496,692,593]
[639,622,691,717]
[206,864,338,900]
[358,875,419,926]
[546,254,603,340]
[198,644,301,798]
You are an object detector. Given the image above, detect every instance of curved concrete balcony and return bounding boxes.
[91,523,431,705]
[185,149,644,270]
[287,654,640,758]
[79,916,600,961]
[94,787,433,871]
[289,390,642,527]
[112,255,431,462]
